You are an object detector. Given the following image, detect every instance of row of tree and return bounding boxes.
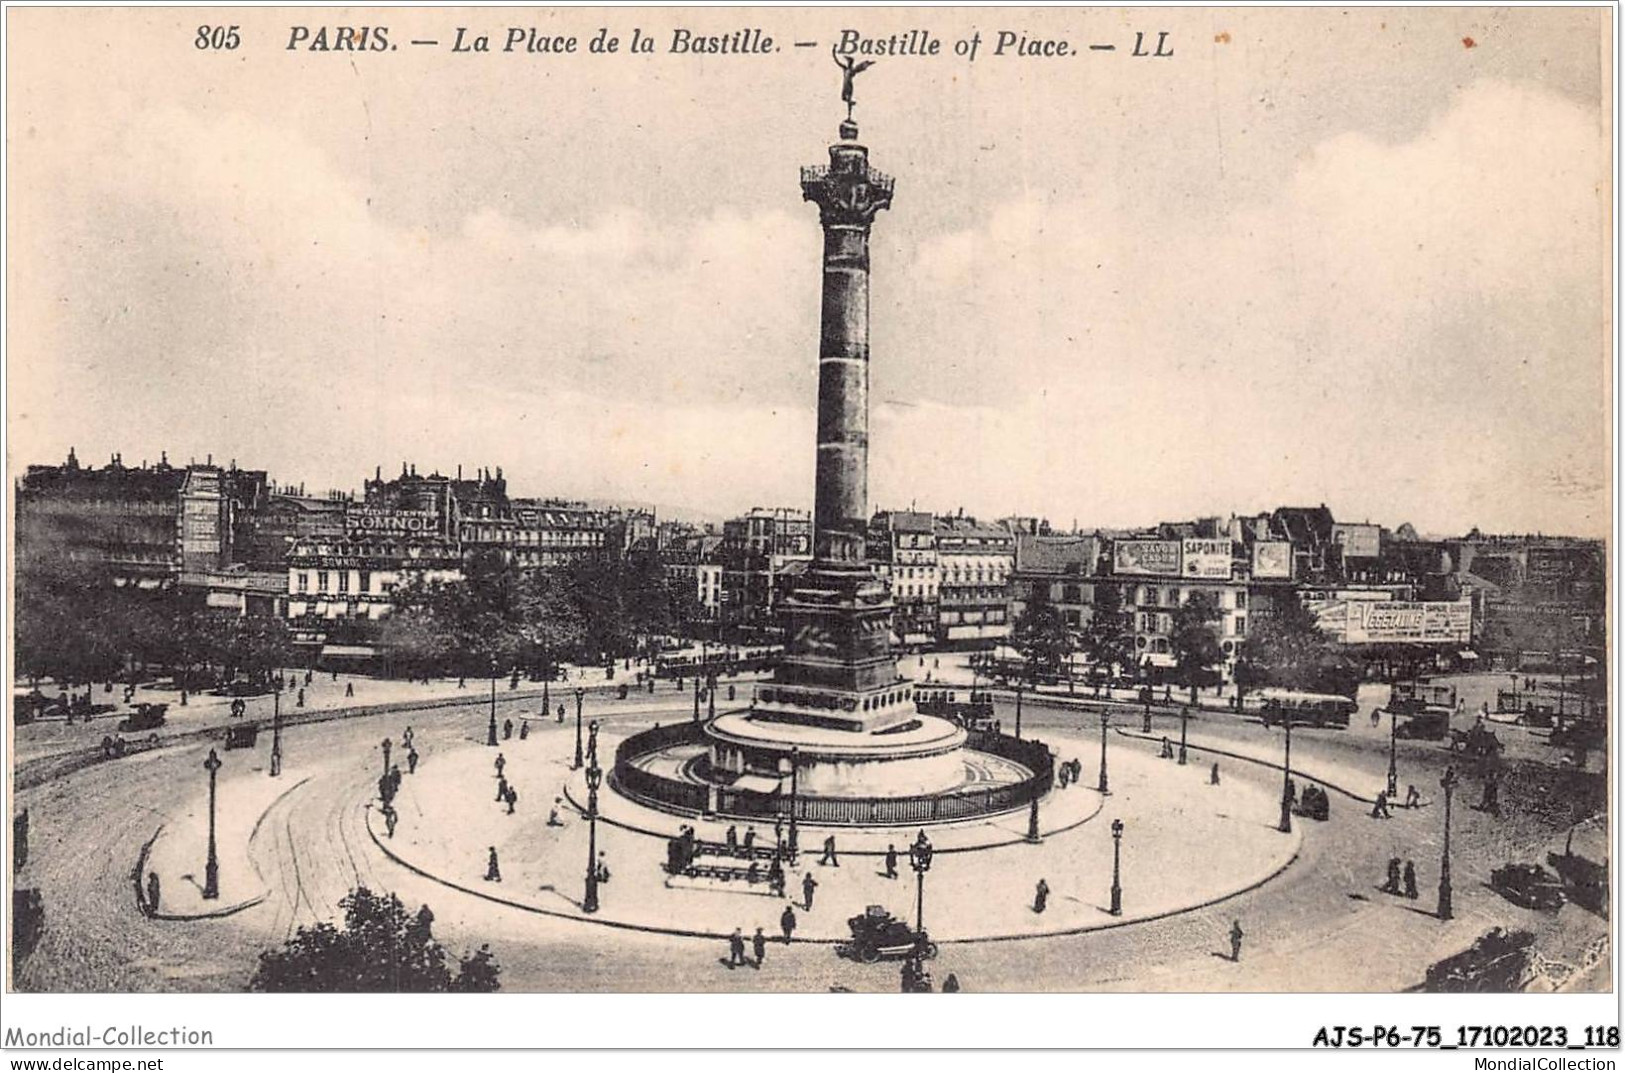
[14,564,293,691]
[1011,585,1355,702]
[379,550,702,679]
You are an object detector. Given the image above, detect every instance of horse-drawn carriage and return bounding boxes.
[843,905,937,963]
[1292,784,1331,821]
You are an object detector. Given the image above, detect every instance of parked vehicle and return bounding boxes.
[1423,928,1534,992]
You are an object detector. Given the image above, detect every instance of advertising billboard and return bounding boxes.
[1181,538,1233,580]
[1113,540,1181,577]
[1251,541,1293,579]
[1312,599,1472,644]
[346,507,444,538]
[1332,522,1382,559]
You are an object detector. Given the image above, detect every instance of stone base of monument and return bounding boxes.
[613,714,1052,827]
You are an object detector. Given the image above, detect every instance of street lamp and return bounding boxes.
[1277,712,1294,834]
[202,748,222,900]
[587,719,600,768]
[486,663,498,747]
[583,755,603,914]
[1437,766,1458,920]
[269,679,283,778]
[381,737,392,778]
[908,828,934,940]
[1178,703,1190,765]
[1386,705,1400,798]
[1097,709,1111,795]
[1109,818,1124,915]
[1027,783,1042,843]
[573,687,585,770]
[787,746,801,855]
[1014,682,1024,740]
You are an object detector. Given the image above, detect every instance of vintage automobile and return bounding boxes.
[1292,784,1331,821]
[1424,928,1535,992]
[1489,863,1566,911]
[1549,717,1605,752]
[1450,722,1504,758]
[843,905,937,963]
[117,703,169,733]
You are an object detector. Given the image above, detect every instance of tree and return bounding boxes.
[1076,582,1131,682]
[1169,591,1225,706]
[1012,593,1073,684]
[249,887,501,992]
[1238,591,1339,695]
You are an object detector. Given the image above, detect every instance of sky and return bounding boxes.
[6,7,1613,537]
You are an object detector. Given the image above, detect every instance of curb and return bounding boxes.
[132,776,311,923]
[1112,728,1433,810]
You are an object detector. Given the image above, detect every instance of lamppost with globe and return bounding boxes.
[573,688,586,770]
[584,752,603,914]
[269,678,283,777]
[1277,711,1295,834]
[1109,818,1125,916]
[1386,705,1400,798]
[486,660,499,747]
[202,748,222,900]
[908,828,933,941]
[1437,766,1458,920]
[1097,709,1111,794]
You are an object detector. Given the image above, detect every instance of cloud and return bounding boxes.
[8,76,1608,535]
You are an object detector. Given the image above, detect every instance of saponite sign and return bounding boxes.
[1182,538,1233,579]
[1113,540,1181,577]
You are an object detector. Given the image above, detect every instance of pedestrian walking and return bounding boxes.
[557,703,565,723]
[1160,737,1174,759]
[407,747,419,774]
[802,872,818,911]
[459,677,467,689]
[1229,920,1244,962]
[495,753,506,778]
[1033,878,1050,914]
[296,688,306,708]
[495,775,509,803]
[345,682,354,697]
[1370,791,1392,819]
[503,718,513,741]
[819,834,839,866]
[305,669,313,686]
[1210,761,1221,786]
[505,785,518,815]
[752,927,767,969]
[1380,857,1402,894]
[942,973,961,993]
[146,871,161,916]
[1479,774,1501,816]
[384,804,398,839]
[884,844,898,879]
[743,828,756,852]
[519,722,530,741]
[548,800,563,827]
[727,927,747,968]
[726,825,738,850]
[1404,784,1421,809]
[780,904,797,942]
[485,847,501,882]
[388,765,402,797]
[1402,860,1419,900]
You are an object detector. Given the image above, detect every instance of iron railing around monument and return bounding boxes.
[612,720,1055,827]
